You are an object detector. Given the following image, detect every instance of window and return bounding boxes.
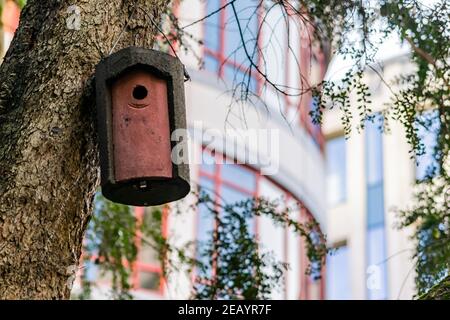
[304,52,326,150]
[203,0,259,91]
[221,163,256,191]
[80,205,166,296]
[133,207,166,293]
[366,121,384,186]
[203,1,325,149]
[326,136,347,206]
[83,260,99,283]
[197,151,257,243]
[308,96,324,148]
[365,118,385,228]
[326,245,351,299]
[197,148,325,299]
[366,226,387,299]
[416,110,440,181]
[366,183,385,228]
[196,176,216,274]
[365,116,388,300]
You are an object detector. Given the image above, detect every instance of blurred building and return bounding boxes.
[47,0,329,300]
[0,0,20,57]
[323,54,439,300]
[1,0,433,300]
[112,0,329,300]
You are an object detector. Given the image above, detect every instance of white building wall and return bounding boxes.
[323,54,417,300]
[383,120,417,299]
[185,75,326,226]
[163,0,328,299]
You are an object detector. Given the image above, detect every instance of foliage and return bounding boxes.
[76,0,449,298]
[419,275,450,300]
[78,193,139,300]
[0,0,26,13]
[78,191,328,300]
[171,0,450,298]
[16,0,26,9]
[381,1,450,297]
[303,2,449,296]
[192,192,327,299]
[78,193,186,299]
[398,170,450,295]
[277,0,449,298]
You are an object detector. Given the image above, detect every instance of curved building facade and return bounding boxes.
[81,0,329,300]
[150,0,329,300]
[0,0,329,300]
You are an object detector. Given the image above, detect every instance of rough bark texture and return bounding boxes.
[0,0,168,299]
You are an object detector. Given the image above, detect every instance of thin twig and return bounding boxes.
[109,5,137,55]
[181,0,237,30]
[140,7,191,82]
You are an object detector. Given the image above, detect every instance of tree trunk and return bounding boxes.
[0,0,167,299]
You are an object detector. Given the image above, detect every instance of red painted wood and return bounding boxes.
[111,69,173,182]
[1,0,20,34]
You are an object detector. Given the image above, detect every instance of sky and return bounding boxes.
[325,0,439,81]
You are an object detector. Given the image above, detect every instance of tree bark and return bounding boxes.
[0,0,168,299]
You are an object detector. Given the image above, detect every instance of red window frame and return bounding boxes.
[196,146,325,299]
[77,205,168,297]
[200,1,325,150]
[130,205,169,296]
[1,0,20,34]
[283,7,326,151]
[201,0,264,93]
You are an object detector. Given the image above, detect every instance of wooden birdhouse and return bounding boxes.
[95,47,190,206]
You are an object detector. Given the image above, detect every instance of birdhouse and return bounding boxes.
[95,47,190,206]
